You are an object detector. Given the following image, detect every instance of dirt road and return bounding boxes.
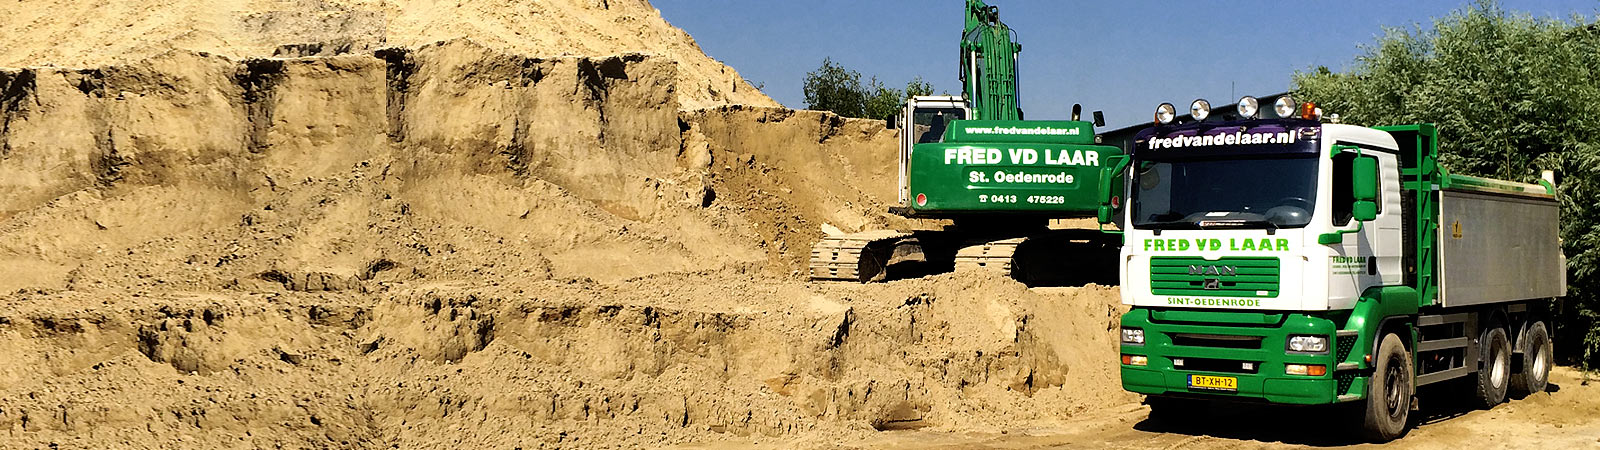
[866,367,1600,449]
[679,366,1600,449]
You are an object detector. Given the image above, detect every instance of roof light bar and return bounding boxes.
[1237,96,1259,119]
[1274,96,1298,118]
[1190,99,1211,122]
[1155,103,1176,125]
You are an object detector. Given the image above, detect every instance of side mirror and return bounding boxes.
[885,114,898,130]
[1093,111,1106,128]
[1353,156,1378,221]
[1353,201,1377,222]
[1071,104,1082,121]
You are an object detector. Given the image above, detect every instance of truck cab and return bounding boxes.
[1121,120,1402,312]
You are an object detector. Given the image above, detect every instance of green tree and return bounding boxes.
[863,77,903,120]
[862,77,938,119]
[803,58,933,119]
[803,58,867,118]
[904,76,935,98]
[1293,1,1600,367]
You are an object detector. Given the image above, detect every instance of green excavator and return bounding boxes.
[808,0,1123,285]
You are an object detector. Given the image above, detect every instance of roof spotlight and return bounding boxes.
[1155,103,1176,125]
[1237,96,1259,118]
[1190,99,1211,122]
[1274,95,1298,118]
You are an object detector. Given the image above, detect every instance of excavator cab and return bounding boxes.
[895,95,971,205]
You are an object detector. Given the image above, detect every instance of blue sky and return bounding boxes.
[654,1,1598,129]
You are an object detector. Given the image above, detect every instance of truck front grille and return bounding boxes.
[1170,332,1263,350]
[1150,256,1280,298]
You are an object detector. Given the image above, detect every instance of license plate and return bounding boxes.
[1188,374,1237,391]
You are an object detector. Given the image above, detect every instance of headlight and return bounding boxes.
[1287,335,1329,353]
[1154,103,1176,124]
[1190,99,1211,121]
[1121,327,1145,345]
[1274,95,1297,118]
[1237,96,1259,118]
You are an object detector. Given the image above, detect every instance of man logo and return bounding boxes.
[1188,265,1238,276]
[1203,279,1222,290]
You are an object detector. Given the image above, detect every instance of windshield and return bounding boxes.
[911,108,967,143]
[1131,156,1318,229]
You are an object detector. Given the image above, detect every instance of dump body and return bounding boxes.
[1436,183,1565,306]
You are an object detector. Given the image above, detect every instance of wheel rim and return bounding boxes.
[1386,354,1406,419]
[1491,337,1509,390]
[1532,338,1550,382]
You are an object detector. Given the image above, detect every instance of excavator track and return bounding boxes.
[808,230,912,282]
[809,228,1119,285]
[953,237,1026,274]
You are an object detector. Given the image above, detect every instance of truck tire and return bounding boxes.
[1145,396,1207,424]
[1474,325,1512,408]
[1511,321,1552,395]
[1361,333,1412,442]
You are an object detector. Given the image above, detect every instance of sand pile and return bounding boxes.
[0,0,778,110]
[0,1,1131,448]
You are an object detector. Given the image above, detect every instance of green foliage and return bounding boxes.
[803,58,867,118]
[863,77,902,120]
[803,58,935,119]
[1293,1,1600,367]
[905,76,935,98]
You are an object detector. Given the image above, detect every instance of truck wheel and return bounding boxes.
[1511,321,1552,395]
[1474,326,1511,408]
[1146,396,1207,424]
[1360,333,1412,442]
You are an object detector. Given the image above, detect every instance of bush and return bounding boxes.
[803,58,934,119]
[1293,1,1600,368]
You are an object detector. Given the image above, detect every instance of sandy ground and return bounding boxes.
[680,367,1600,449]
[1,0,1594,448]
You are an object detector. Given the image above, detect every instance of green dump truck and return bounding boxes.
[1102,96,1565,441]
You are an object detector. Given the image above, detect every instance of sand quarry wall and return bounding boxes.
[0,40,1129,449]
[0,39,906,289]
[0,0,779,110]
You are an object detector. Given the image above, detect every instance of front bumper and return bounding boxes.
[1120,308,1361,405]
